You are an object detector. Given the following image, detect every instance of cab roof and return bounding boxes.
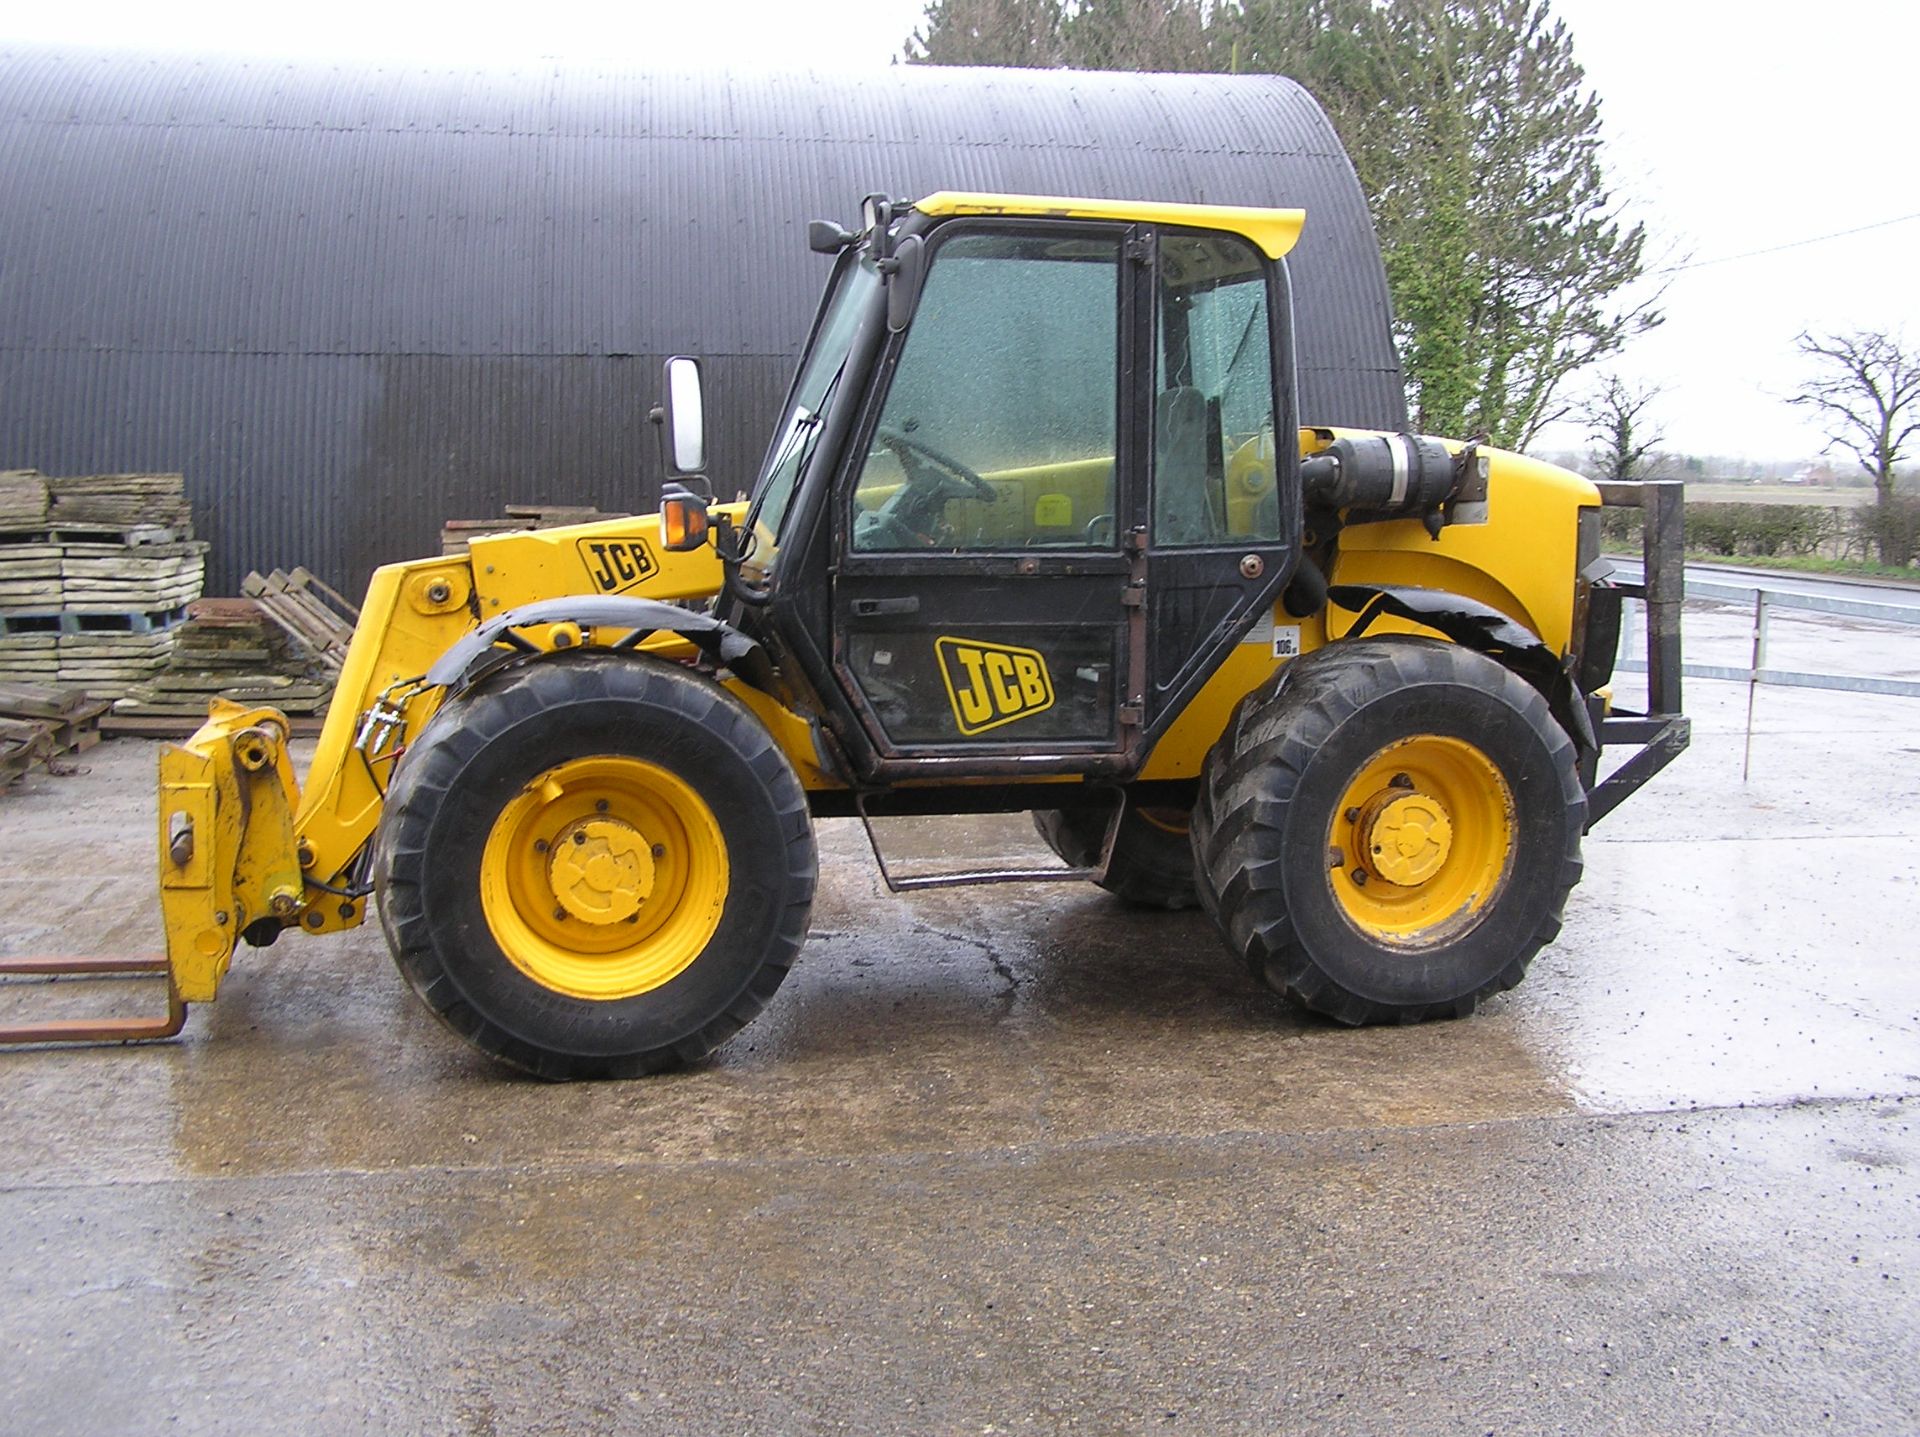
[915,191,1306,260]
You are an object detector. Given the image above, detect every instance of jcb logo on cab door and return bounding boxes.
[577,538,658,594]
[935,636,1055,736]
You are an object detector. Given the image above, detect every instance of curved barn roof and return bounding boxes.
[0,45,1404,593]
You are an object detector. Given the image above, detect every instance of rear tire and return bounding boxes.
[375,653,816,1078]
[1032,798,1199,910]
[1191,637,1584,1024]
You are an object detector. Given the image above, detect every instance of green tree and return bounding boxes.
[906,0,1657,450]
[904,0,1065,65]
[1060,0,1214,69]
[1228,0,1657,445]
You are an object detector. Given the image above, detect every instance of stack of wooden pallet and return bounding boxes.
[0,681,109,788]
[113,597,334,720]
[0,632,57,681]
[0,471,54,612]
[61,529,204,612]
[0,473,207,691]
[0,717,52,786]
[441,503,625,555]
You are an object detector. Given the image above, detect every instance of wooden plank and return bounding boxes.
[252,591,338,653]
[0,471,49,531]
[0,715,56,785]
[135,673,320,694]
[242,575,352,673]
[0,682,94,719]
[285,567,361,622]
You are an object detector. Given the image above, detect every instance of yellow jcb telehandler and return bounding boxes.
[0,193,1689,1076]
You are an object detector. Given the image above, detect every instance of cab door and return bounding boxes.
[1141,228,1300,726]
[830,221,1142,771]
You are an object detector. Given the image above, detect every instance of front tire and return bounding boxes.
[375,653,816,1078]
[1191,637,1584,1025]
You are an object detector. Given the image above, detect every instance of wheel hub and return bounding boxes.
[545,818,656,925]
[1357,791,1453,888]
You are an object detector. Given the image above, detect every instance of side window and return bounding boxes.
[1154,233,1280,547]
[849,232,1121,552]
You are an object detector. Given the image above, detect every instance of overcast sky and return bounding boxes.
[5,0,1916,463]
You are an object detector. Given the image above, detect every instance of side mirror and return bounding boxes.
[808,219,855,255]
[652,355,706,478]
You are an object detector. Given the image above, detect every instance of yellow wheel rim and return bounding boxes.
[1136,806,1190,837]
[1326,735,1514,948]
[480,755,730,1000]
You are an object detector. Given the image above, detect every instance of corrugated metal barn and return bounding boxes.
[0,45,1404,596]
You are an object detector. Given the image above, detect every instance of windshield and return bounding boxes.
[747,257,882,556]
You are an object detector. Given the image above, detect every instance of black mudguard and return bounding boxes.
[1327,583,1598,761]
[424,596,773,696]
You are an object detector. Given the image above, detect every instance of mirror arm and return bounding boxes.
[712,515,773,608]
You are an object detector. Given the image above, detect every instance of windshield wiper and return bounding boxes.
[790,363,846,487]
[743,357,849,538]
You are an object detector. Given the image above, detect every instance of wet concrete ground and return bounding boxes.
[2,601,1917,1434]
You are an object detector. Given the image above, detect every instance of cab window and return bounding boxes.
[848,231,1122,552]
[1153,232,1280,547]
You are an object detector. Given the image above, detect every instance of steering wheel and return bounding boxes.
[875,426,998,503]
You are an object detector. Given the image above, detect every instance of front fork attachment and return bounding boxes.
[0,701,301,1048]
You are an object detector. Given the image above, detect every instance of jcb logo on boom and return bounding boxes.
[577,538,658,594]
[935,636,1055,736]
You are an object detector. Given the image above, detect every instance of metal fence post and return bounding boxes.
[1742,589,1769,782]
[1642,481,1685,717]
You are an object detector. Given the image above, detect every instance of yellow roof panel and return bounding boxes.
[914,191,1306,260]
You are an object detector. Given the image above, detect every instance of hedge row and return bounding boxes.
[1597,498,1920,566]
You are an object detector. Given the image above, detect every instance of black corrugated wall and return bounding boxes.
[0,46,1404,596]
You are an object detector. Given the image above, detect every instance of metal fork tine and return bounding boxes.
[0,956,186,1046]
[0,956,168,977]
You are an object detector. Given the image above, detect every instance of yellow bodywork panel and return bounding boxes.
[916,191,1306,261]
[727,683,840,792]
[466,507,734,611]
[297,503,757,892]
[1325,435,1599,656]
[1138,609,1333,780]
[292,556,476,901]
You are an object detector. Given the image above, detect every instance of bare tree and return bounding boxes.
[1792,332,1919,477]
[1580,374,1666,482]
